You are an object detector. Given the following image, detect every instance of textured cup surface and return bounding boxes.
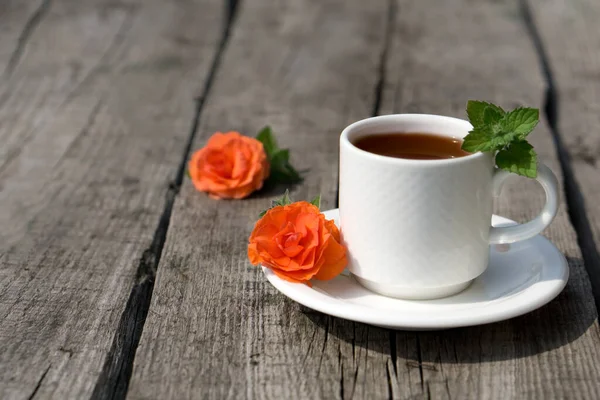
[339,115,494,299]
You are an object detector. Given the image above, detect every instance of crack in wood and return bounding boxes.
[339,344,345,400]
[389,330,398,377]
[351,323,356,361]
[350,329,367,399]
[445,378,453,400]
[452,342,459,364]
[348,364,360,399]
[58,347,74,359]
[300,325,319,373]
[88,0,241,399]
[27,364,51,400]
[520,0,600,313]
[416,335,425,389]
[64,5,135,104]
[3,0,52,78]
[316,317,330,377]
[58,100,104,164]
[371,0,396,117]
[385,362,394,400]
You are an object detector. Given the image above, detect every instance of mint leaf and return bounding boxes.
[496,140,538,178]
[467,100,505,127]
[462,127,495,152]
[500,108,539,139]
[256,126,277,157]
[309,194,321,209]
[462,120,527,153]
[488,131,521,150]
[483,106,504,125]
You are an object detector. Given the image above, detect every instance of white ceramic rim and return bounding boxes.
[261,211,569,330]
[340,114,487,167]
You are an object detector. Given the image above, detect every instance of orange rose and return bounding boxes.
[189,132,269,199]
[248,201,347,284]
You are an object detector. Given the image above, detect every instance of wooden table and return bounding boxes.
[2,0,600,398]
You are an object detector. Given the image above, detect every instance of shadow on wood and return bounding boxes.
[302,256,594,363]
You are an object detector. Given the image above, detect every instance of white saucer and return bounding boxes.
[262,208,569,330]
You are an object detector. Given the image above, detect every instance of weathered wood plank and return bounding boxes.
[127,0,400,398]
[528,0,600,313]
[0,0,223,398]
[129,0,600,399]
[381,0,600,398]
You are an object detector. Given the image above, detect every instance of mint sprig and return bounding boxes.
[256,126,302,185]
[462,100,539,178]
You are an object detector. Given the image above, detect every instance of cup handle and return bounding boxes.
[489,163,559,244]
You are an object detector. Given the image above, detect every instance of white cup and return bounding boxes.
[339,114,559,300]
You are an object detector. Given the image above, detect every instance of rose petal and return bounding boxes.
[248,243,261,265]
[313,239,347,280]
[271,264,320,282]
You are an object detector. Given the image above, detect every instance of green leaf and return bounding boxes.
[271,149,290,164]
[259,189,294,217]
[461,127,495,152]
[466,100,505,127]
[256,126,277,156]
[269,149,302,184]
[272,189,293,207]
[185,169,191,178]
[483,106,504,125]
[309,194,321,209]
[257,126,303,185]
[496,140,538,178]
[499,107,539,139]
[268,168,302,184]
[463,123,527,153]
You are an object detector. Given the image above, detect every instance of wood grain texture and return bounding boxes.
[128,0,600,399]
[0,0,50,77]
[528,0,600,314]
[0,0,223,398]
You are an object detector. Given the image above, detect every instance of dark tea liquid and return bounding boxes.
[353,133,471,160]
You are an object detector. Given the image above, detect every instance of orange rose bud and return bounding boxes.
[189,132,269,199]
[248,201,347,284]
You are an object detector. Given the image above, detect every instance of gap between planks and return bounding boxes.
[89,1,241,399]
[520,0,600,314]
